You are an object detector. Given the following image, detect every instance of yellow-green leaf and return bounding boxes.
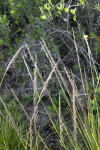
[64,7,69,13]
[70,8,77,15]
[48,0,52,6]
[73,15,76,21]
[11,10,15,14]
[79,0,85,5]
[57,10,61,15]
[41,15,47,20]
[83,34,88,39]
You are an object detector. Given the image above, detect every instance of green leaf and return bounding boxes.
[79,0,85,5]
[60,3,63,10]
[77,3,80,6]
[48,0,52,6]
[0,38,4,45]
[73,65,79,71]
[44,4,49,10]
[0,68,3,73]
[57,3,63,10]
[52,45,59,54]
[0,16,2,23]
[39,7,43,14]
[98,3,100,10]
[17,4,20,7]
[57,10,61,15]
[90,32,96,38]
[94,87,100,94]
[15,38,20,43]
[73,15,76,21]
[3,14,7,21]
[44,64,49,69]
[78,24,81,29]
[11,10,15,14]
[64,7,69,13]
[41,15,47,20]
[70,8,77,15]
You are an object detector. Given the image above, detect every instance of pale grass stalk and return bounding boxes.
[9,86,29,120]
[41,39,72,105]
[39,81,74,148]
[29,118,33,150]
[25,43,58,114]
[41,43,53,68]
[73,31,90,135]
[22,54,34,84]
[73,32,89,118]
[41,40,79,147]
[64,67,87,120]
[73,30,86,94]
[85,76,100,149]
[33,55,39,150]
[84,35,97,76]
[25,43,75,148]
[59,92,63,148]
[33,56,37,134]
[22,50,47,149]
[41,89,75,149]
[64,67,93,149]
[0,46,24,88]
[72,77,77,150]
[84,68,91,124]
[84,34,98,87]
[72,72,99,149]
[23,53,39,149]
[36,60,59,106]
[96,74,100,88]
[64,67,87,117]
[84,68,90,103]
[25,42,35,64]
[21,54,34,149]
[26,44,74,142]
[84,38,100,149]
[22,54,34,149]
[0,44,49,149]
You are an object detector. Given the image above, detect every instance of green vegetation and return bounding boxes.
[0,0,100,149]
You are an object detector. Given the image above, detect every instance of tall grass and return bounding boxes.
[0,35,100,149]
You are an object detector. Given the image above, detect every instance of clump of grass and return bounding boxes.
[0,34,100,150]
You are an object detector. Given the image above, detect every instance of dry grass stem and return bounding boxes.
[22,54,34,84]
[0,46,24,88]
[41,39,72,103]
[59,92,63,148]
[25,43,58,115]
[84,34,98,87]
[37,60,59,106]
[72,77,77,150]
[9,86,30,120]
[73,30,85,91]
